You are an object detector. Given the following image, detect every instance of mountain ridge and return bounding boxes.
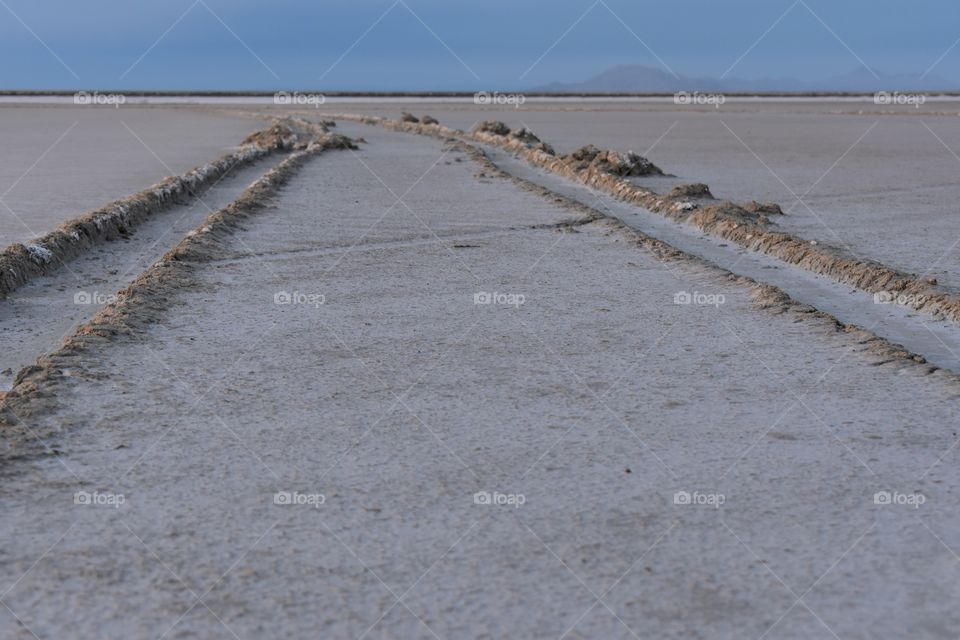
[533,64,953,93]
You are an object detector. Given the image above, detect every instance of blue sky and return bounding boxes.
[1,0,958,90]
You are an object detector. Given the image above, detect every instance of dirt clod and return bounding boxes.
[743,201,784,215]
[670,183,714,199]
[241,123,298,150]
[563,145,664,177]
[510,128,541,144]
[474,121,511,136]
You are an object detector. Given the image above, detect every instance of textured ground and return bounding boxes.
[290,99,960,292]
[2,118,960,639]
[0,106,261,247]
[0,154,279,391]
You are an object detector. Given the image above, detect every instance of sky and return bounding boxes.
[1,0,958,91]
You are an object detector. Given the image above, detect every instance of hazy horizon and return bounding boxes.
[1,0,959,91]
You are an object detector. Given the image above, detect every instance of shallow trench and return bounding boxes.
[468,137,960,374]
[0,155,285,390]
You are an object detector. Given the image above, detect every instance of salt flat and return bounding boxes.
[1,117,959,639]
[8,100,960,292]
[0,106,260,248]
[290,99,960,291]
[0,155,279,391]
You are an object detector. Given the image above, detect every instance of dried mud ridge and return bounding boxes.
[0,129,357,460]
[455,137,948,378]
[331,112,960,328]
[0,120,318,300]
[445,137,950,380]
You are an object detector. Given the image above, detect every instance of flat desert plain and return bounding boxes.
[2,99,960,639]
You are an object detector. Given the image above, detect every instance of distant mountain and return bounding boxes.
[535,65,716,93]
[532,64,954,93]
